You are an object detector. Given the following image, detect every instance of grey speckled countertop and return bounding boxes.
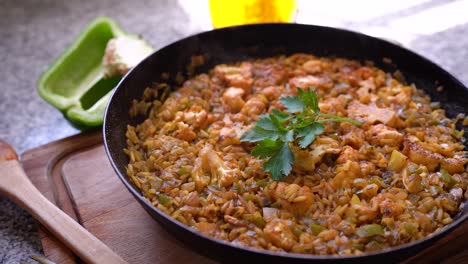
[0,0,467,263]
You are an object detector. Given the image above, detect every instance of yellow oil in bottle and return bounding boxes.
[209,0,297,28]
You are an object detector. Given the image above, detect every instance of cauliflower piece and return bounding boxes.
[102,35,154,77]
[191,145,240,191]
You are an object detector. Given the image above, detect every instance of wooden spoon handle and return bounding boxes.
[0,159,127,264]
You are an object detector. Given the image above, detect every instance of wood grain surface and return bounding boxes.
[21,132,467,263]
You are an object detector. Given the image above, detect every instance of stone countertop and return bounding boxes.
[0,0,467,263]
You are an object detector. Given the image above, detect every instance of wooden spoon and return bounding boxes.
[0,140,127,264]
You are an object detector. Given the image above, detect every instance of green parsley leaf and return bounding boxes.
[255,114,278,131]
[280,95,304,113]
[240,126,278,142]
[298,88,320,113]
[263,142,294,180]
[242,87,361,180]
[270,113,288,132]
[271,109,289,122]
[281,130,294,142]
[318,113,362,126]
[296,123,324,148]
[251,138,282,158]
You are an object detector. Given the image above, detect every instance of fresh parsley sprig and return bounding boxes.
[240,88,361,180]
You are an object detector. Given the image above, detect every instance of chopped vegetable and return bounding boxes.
[176,166,190,176]
[243,213,266,228]
[365,240,383,251]
[310,223,326,235]
[403,223,418,235]
[387,150,407,172]
[158,194,172,205]
[350,194,361,205]
[294,227,303,237]
[440,170,458,188]
[409,167,423,175]
[241,88,361,180]
[402,167,423,193]
[352,244,364,251]
[357,224,384,238]
[270,201,281,208]
[38,17,154,130]
[256,178,269,187]
[430,102,441,110]
[450,129,464,139]
[262,207,278,222]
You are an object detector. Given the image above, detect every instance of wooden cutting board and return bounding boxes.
[21,132,467,263]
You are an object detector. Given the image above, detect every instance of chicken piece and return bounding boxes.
[350,203,379,222]
[288,75,333,91]
[265,182,315,216]
[222,87,245,113]
[332,160,361,189]
[191,145,240,191]
[365,124,403,147]
[241,96,267,116]
[441,156,467,174]
[318,229,339,241]
[340,125,365,149]
[292,144,341,172]
[333,147,361,188]
[378,85,412,105]
[356,87,372,104]
[379,198,405,217]
[194,222,220,238]
[172,122,197,142]
[213,63,253,94]
[347,101,396,126]
[403,135,467,173]
[336,146,359,163]
[260,86,283,101]
[318,96,348,115]
[302,59,330,74]
[218,123,244,146]
[178,106,208,129]
[183,192,201,207]
[252,63,288,87]
[263,219,297,251]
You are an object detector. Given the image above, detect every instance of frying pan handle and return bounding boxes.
[0,141,127,264]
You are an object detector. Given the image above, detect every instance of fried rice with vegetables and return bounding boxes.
[124,53,467,255]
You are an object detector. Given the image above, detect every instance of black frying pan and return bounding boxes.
[103,23,467,263]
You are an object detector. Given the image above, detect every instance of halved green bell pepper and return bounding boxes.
[37,17,127,130]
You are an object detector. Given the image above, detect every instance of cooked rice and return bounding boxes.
[125,54,467,255]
